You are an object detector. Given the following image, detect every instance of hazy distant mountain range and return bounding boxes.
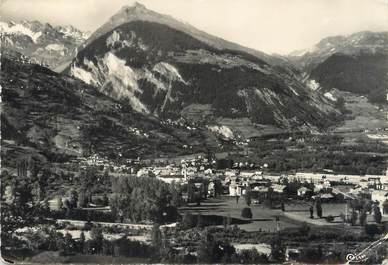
[0,20,90,70]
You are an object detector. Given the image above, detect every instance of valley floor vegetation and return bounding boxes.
[1,156,387,264]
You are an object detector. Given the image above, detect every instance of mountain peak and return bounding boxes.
[132,1,146,9]
[120,1,148,13]
[83,1,274,64]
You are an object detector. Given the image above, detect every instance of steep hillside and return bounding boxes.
[69,20,340,130]
[1,53,211,168]
[309,53,388,103]
[0,20,89,70]
[288,31,388,103]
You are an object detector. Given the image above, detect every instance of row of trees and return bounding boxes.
[4,224,154,259]
[311,197,383,226]
[339,206,383,226]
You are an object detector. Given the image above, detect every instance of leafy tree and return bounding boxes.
[44,227,65,251]
[270,235,285,262]
[197,229,235,263]
[90,225,104,252]
[1,177,37,249]
[241,207,252,219]
[374,206,382,224]
[102,239,113,255]
[109,175,180,223]
[187,183,195,202]
[151,223,162,248]
[363,201,373,213]
[233,248,268,264]
[383,200,388,215]
[350,199,364,212]
[359,210,367,226]
[298,245,323,263]
[90,225,103,241]
[83,220,93,231]
[79,166,98,202]
[309,206,314,219]
[78,190,88,208]
[245,187,252,206]
[112,237,153,258]
[194,191,201,206]
[79,231,85,253]
[64,199,71,209]
[316,199,322,218]
[197,229,214,263]
[102,194,109,206]
[69,188,78,209]
[284,179,302,196]
[350,210,358,226]
[266,188,274,208]
[214,179,223,197]
[13,178,34,209]
[64,232,75,254]
[170,182,183,207]
[36,166,50,201]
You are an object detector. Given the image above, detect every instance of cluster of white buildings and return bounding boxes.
[135,155,215,184]
[161,118,198,131]
[70,154,136,173]
[71,152,388,215]
[127,126,149,138]
[292,171,388,214]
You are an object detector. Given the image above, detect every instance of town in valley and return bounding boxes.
[1,0,388,264]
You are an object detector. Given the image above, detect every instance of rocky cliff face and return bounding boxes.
[1,53,212,161]
[69,21,340,129]
[68,5,340,131]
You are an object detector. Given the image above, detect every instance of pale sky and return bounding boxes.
[1,0,387,54]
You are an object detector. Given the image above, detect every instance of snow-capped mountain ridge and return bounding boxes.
[0,21,42,43]
[55,24,91,41]
[288,31,388,71]
[0,19,89,69]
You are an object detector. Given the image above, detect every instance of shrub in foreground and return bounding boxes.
[241,207,253,219]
